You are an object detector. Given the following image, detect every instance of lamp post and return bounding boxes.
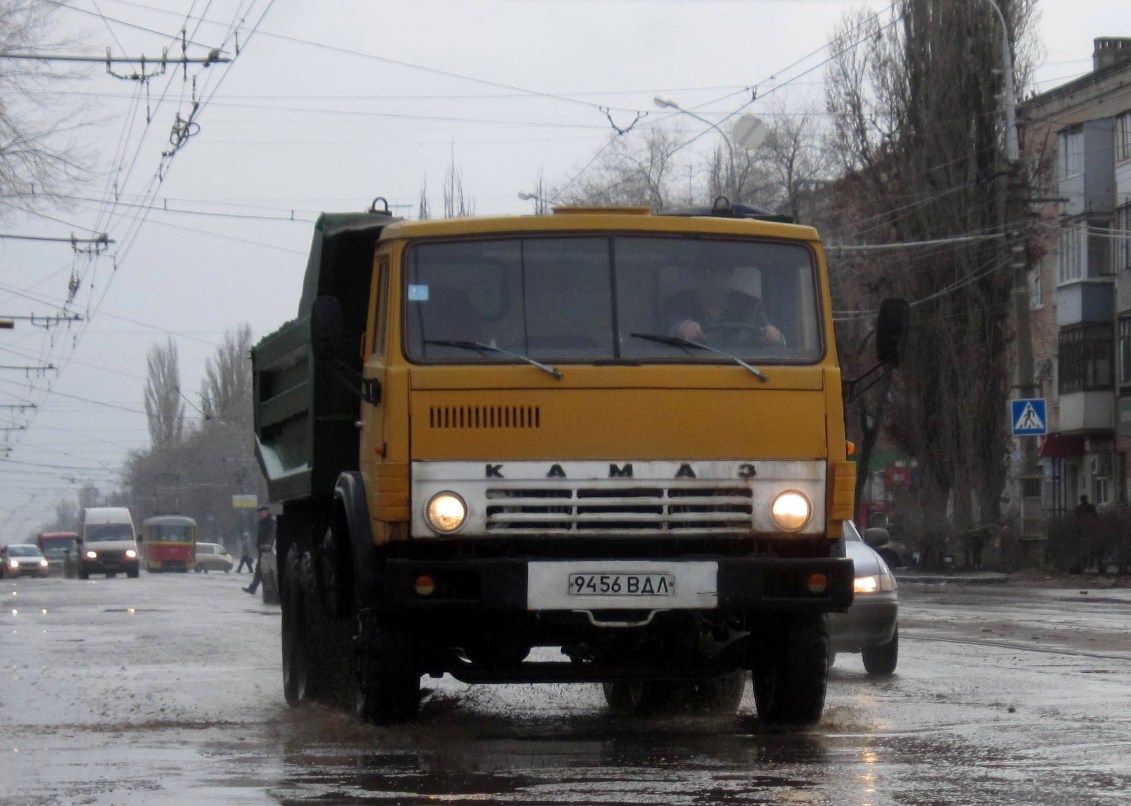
[654,95,738,202]
[517,191,559,214]
[979,0,1019,162]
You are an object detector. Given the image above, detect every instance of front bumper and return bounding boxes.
[828,593,897,651]
[377,556,854,614]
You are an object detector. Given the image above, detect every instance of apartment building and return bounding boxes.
[1019,38,1131,518]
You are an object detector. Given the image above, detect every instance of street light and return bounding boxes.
[654,95,738,202]
[978,0,1019,162]
[517,191,560,212]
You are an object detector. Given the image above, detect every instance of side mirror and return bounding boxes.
[875,298,909,368]
[311,296,345,361]
[136,534,143,543]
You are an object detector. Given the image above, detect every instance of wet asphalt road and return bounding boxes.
[2,571,1131,805]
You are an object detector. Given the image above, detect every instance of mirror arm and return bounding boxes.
[325,356,381,405]
[844,361,891,404]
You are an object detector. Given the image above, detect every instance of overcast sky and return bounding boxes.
[1,0,1128,539]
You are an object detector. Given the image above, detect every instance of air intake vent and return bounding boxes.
[429,405,540,430]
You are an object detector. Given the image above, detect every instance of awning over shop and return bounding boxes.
[1038,434,1085,458]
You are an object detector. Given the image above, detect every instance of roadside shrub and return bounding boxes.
[1045,508,1131,574]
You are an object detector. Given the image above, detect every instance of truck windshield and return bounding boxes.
[403,235,821,364]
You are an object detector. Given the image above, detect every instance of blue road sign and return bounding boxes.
[1010,398,1047,436]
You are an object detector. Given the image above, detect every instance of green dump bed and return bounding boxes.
[252,210,400,503]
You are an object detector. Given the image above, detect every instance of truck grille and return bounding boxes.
[485,484,753,533]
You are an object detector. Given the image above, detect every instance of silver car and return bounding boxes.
[829,521,899,675]
[2,544,50,579]
[194,543,234,573]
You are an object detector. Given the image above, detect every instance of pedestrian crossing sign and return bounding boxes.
[1010,398,1047,436]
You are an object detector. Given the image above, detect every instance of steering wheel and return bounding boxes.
[701,323,769,342]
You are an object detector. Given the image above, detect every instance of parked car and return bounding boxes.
[258,539,279,605]
[1,544,50,579]
[194,542,234,573]
[829,521,899,676]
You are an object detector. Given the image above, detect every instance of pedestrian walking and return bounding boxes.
[236,530,255,573]
[243,505,276,595]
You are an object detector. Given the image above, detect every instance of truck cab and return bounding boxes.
[254,204,902,727]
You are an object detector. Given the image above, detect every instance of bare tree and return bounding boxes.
[824,0,1037,560]
[143,338,184,449]
[442,143,475,217]
[200,324,253,425]
[0,0,89,212]
[417,178,430,220]
[556,127,684,210]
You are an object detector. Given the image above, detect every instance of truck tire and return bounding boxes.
[601,681,678,714]
[861,625,899,676]
[751,613,828,726]
[684,671,746,715]
[281,546,316,705]
[354,615,420,725]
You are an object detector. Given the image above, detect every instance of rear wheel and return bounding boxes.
[601,681,677,715]
[684,671,746,715]
[751,614,829,726]
[355,614,420,725]
[861,625,899,676]
[281,546,315,705]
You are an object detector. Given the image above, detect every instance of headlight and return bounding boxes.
[85,550,98,560]
[855,569,895,594]
[38,560,49,568]
[6,560,16,570]
[125,549,137,559]
[855,575,880,594]
[770,490,812,531]
[425,492,467,534]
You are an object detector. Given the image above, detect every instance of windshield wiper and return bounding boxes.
[629,332,768,381]
[423,339,562,380]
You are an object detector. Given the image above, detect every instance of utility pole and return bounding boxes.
[981,0,1041,544]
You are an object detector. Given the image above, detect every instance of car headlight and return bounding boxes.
[6,560,16,570]
[770,490,812,532]
[85,550,98,560]
[425,492,467,534]
[855,569,895,594]
[125,549,137,559]
[38,560,49,568]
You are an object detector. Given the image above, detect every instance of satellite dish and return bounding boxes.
[733,114,768,151]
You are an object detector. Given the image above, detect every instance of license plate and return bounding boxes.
[568,573,675,597]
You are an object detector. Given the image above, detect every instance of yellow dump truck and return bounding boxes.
[252,201,905,726]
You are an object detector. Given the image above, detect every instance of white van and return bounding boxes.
[79,507,140,579]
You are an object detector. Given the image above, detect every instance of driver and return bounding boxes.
[660,264,784,346]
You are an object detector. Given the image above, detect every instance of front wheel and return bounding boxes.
[861,625,899,676]
[355,615,420,725]
[751,614,829,726]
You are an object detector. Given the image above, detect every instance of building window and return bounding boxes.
[1058,219,1087,283]
[1058,128,1085,179]
[1117,111,1131,164]
[1117,204,1131,273]
[1059,323,1113,393]
[1120,316,1131,388]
